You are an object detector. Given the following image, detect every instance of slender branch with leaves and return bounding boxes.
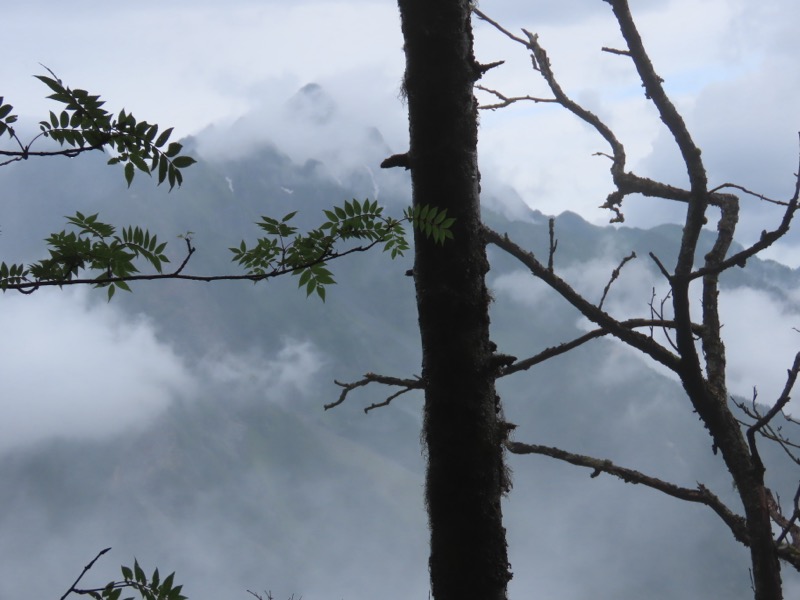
[1,76,457,301]
[60,549,185,600]
[0,68,196,188]
[0,199,454,301]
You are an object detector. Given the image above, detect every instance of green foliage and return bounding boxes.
[0,96,18,138]
[231,198,409,301]
[0,212,168,300]
[85,560,186,600]
[2,73,456,300]
[405,204,455,245]
[0,200,454,298]
[0,200,455,298]
[230,199,454,300]
[30,72,196,189]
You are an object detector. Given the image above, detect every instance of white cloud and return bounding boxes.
[0,288,196,454]
[719,286,800,411]
[198,338,324,405]
[194,72,406,175]
[2,2,405,140]
[0,288,329,454]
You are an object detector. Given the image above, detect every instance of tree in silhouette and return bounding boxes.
[348,1,800,599]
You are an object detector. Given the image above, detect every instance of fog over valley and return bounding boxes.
[2,1,800,598]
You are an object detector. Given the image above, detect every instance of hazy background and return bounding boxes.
[4,0,798,258]
[2,1,800,599]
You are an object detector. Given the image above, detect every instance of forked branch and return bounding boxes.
[500,317,702,377]
[475,85,557,110]
[327,373,423,413]
[482,224,680,372]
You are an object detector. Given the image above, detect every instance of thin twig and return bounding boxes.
[483,224,680,373]
[364,386,418,413]
[710,182,790,207]
[598,251,636,310]
[475,85,557,110]
[60,548,112,600]
[648,252,672,281]
[747,353,800,470]
[772,484,800,547]
[472,7,530,47]
[501,317,702,377]
[601,46,631,57]
[690,139,800,281]
[326,373,423,411]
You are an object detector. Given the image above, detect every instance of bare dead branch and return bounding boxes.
[547,217,557,273]
[483,224,680,372]
[734,393,800,466]
[747,353,800,470]
[472,7,530,47]
[648,287,679,352]
[710,182,791,207]
[698,193,739,392]
[475,5,744,226]
[364,386,418,413]
[475,7,628,204]
[506,440,749,544]
[606,0,706,194]
[601,46,631,57]
[476,60,505,75]
[475,85,557,110]
[647,288,658,338]
[598,251,636,310]
[501,317,702,377]
[381,152,411,170]
[646,253,672,284]
[247,591,300,600]
[770,485,800,548]
[690,139,800,281]
[326,372,423,411]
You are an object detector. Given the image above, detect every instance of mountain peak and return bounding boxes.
[286,82,336,125]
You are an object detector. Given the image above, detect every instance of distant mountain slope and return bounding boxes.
[1,126,799,599]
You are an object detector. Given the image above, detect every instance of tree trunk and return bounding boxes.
[396,1,512,599]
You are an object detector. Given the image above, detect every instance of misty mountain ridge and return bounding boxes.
[1,110,800,599]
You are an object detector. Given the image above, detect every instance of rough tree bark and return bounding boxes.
[395,1,512,598]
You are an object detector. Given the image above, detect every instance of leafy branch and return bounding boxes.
[61,549,185,600]
[0,69,195,188]
[0,200,455,300]
[1,212,170,300]
[231,199,454,300]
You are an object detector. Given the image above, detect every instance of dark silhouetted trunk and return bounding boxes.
[396,1,512,599]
